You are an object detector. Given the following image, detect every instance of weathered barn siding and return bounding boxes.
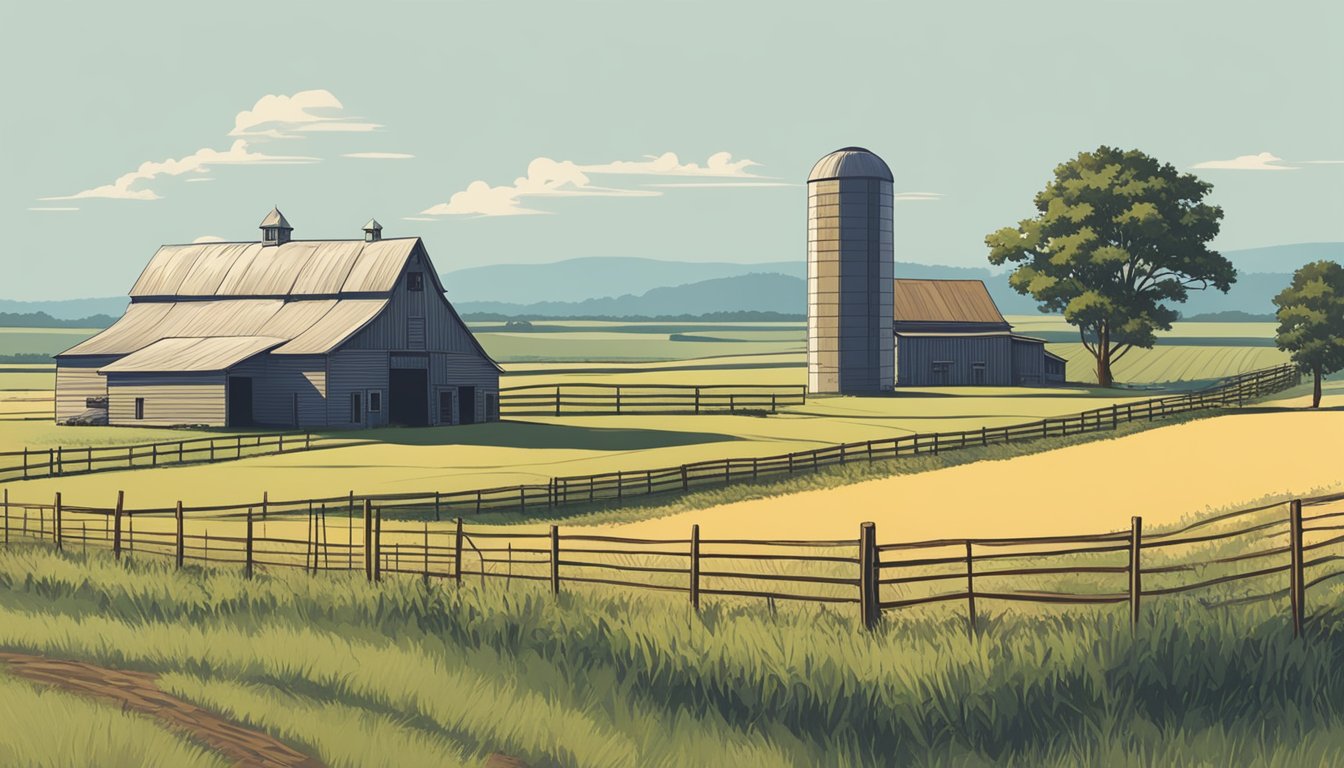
[430,353,501,424]
[327,350,390,428]
[895,335,1014,386]
[107,373,227,427]
[55,357,112,422]
[1011,338,1046,386]
[343,250,485,356]
[229,355,327,427]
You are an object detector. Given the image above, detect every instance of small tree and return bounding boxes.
[1273,260,1344,408]
[986,146,1235,386]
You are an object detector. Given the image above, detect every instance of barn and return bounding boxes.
[892,279,1066,387]
[54,209,501,428]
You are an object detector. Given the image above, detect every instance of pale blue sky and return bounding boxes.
[2,0,1341,301]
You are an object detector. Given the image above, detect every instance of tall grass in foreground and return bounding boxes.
[0,669,227,768]
[1,544,1342,767]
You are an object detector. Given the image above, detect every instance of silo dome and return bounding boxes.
[807,147,894,183]
[806,147,895,395]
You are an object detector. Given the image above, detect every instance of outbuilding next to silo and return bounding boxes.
[54,209,502,429]
[892,279,1066,386]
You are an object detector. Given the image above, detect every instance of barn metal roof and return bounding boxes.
[98,336,287,374]
[807,147,894,183]
[128,238,422,298]
[893,279,1007,325]
[59,298,387,358]
[272,299,387,355]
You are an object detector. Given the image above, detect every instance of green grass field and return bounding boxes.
[1,499,1341,768]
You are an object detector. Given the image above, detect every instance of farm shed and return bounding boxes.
[54,210,501,428]
[892,279,1065,386]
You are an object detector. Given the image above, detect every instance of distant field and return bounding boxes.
[1052,343,1289,385]
[0,327,97,357]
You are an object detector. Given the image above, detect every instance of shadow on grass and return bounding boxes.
[317,421,741,451]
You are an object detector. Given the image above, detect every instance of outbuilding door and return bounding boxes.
[389,368,429,426]
[227,377,254,427]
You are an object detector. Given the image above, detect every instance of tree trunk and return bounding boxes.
[1313,367,1322,409]
[1096,354,1113,388]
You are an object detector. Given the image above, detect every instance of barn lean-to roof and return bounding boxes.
[99,336,288,374]
[893,279,1008,326]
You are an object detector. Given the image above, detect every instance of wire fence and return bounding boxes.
[3,488,1340,637]
[499,383,808,416]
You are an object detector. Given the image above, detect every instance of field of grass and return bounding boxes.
[0,667,225,768]
[0,328,99,358]
[1050,343,1290,385]
[1,513,1342,768]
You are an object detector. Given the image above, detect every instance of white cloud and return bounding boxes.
[230,89,380,138]
[42,140,318,201]
[893,192,944,201]
[580,151,761,178]
[645,181,796,188]
[421,151,770,217]
[28,206,78,211]
[343,152,416,160]
[184,177,215,183]
[401,216,437,222]
[192,235,225,243]
[1191,152,1297,171]
[1303,159,1344,164]
[422,157,657,217]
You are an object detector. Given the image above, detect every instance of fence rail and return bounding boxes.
[499,383,808,415]
[0,432,327,483]
[3,488,1341,638]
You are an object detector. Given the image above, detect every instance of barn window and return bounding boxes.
[134,398,145,420]
[406,272,424,292]
[971,362,986,385]
[485,392,499,421]
[368,391,382,413]
[351,392,363,423]
[931,361,953,385]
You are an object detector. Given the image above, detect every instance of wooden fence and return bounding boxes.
[499,383,808,416]
[0,432,329,483]
[3,488,1341,637]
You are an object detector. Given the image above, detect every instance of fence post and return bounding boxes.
[616,386,622,414]
[695,387,701,414]
[1289,500,1305,639]
[964,540,976,639]
[22,447,28,480]
[57,447,63,477]
[112,490,124,559]
[262,491,269,522]
[550,524,561,595]
[434,491,441,522]
[175,501,185,569]
[1129,516,1142,630]
[423,523,431,585]
[859,522,878,631]
[681,465,689,492]
[555,387,561,416]
[454,517,464,585]
[690,523,701,612]
[363,500,373,580]
[245,505,254,579]
[373,506,383,582]
[347,492,355,571]
[2,488,7,547]
[53,493,62,551]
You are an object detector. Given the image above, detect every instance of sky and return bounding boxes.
[1,0,1341,301]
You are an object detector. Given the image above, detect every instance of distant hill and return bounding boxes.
[1220,242,1342,274]
[455,273,804,318]
[0,297,129,321]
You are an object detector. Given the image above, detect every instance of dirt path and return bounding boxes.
[0,652,322,768]
[593,393,1344,541]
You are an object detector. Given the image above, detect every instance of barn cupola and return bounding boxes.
[363,218,383,242]
[259,207,293,246]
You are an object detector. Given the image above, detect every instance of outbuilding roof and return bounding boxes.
[99,336,287,374]
[893,279,1008,325]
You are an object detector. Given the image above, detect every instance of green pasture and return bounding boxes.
[0,328,97,358]
[1,496,1342,768]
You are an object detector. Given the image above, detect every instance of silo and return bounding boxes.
[806,147,894,394]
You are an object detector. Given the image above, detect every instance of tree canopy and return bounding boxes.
[986,146,1235,386]
[1273,260,1344,408]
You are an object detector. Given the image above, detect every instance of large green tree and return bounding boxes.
[986,146,1235,387]
[1273,260,1344,408]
